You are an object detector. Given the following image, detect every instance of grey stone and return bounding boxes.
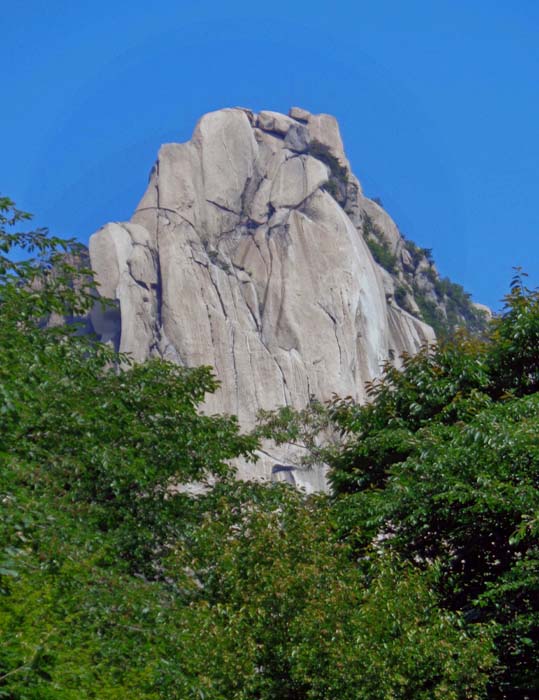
[289,106,311,122]
[89,107,436,491]
[305,112,350,171]
[257,110,296,135]
[269,155,328,209]
[284,123,310,152]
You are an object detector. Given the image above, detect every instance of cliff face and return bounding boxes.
[89,107,436,489]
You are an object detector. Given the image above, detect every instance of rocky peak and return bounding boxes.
[89,107,472,489]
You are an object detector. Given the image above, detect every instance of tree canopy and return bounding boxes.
[4,197,537,698]
[309,271,539,699]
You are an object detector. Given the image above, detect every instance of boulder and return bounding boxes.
[289,106,311,122]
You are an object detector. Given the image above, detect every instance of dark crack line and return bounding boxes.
[254,329,288,406]
[205,199,240,216]
[201,295,218,373]
[126,266,150,291]
[207,267,228,319]
[317,302,343,367]
[279,188,323,215]
[242,288,261,332]
[251,234,269,278]
[306,373,312,401]
[272,352,290,406]
[220,237,262,334]
[224,263,261,333]
[152,163,165,350]
[230,325,241,410]
[135,206,197,232]
[244,336,262,408]
[260,232,274,319]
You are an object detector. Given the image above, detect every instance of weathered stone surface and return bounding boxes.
[89,222,158,361]
[361,198,402,252]
[270,155,328,208]
[305,112,350,170]
[284,123,310,153]
[257,110,297,135]
[289,106,311,122]
[89,107,435,491]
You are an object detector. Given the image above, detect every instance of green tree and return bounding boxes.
[0,198,256,696]
[173,481,494,700]
[0,197,494,699]
[323,277,539,698]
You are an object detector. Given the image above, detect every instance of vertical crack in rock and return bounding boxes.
[207,266,229,319]
[317,302,343,368]
[201,294,218,373]
[230,324,240,410]
[153,161,165,347]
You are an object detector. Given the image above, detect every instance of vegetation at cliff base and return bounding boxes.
[2,198,538,698]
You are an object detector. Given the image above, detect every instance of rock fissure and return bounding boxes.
[152,165,165,340]
[205,199,240,216]
[230,325,241,409]
[317,302,343,367]
[201,294,218,372]
[207,267,228,319]
[271,352,291,406]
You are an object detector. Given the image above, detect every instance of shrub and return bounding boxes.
[366,237,397,274]
[362,213,398,274]
[394,285,408,308]
[308,141,348,185]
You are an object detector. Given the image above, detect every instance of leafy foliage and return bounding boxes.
[362,213,398,273]
[308,141,348,184]
[0,198,495,698]
[488,268,539,396]
[0,199,251,696]
[413,276,488,338]
[309,141,349,204]
[404,238,432,268]
[399,234,489,338]
[394,283,409,309]
[175,482,494,700]
[323,276,539,698]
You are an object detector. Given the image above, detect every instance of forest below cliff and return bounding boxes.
[1,197,538,699]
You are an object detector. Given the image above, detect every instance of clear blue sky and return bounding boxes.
[3,0,538,309]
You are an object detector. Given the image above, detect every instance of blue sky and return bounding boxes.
[3,0,538,309]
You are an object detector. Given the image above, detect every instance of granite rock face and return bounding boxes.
[89,107,435,490]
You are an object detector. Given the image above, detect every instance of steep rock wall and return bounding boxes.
[89,107,435,489]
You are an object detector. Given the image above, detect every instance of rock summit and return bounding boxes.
[89,107,436,488]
